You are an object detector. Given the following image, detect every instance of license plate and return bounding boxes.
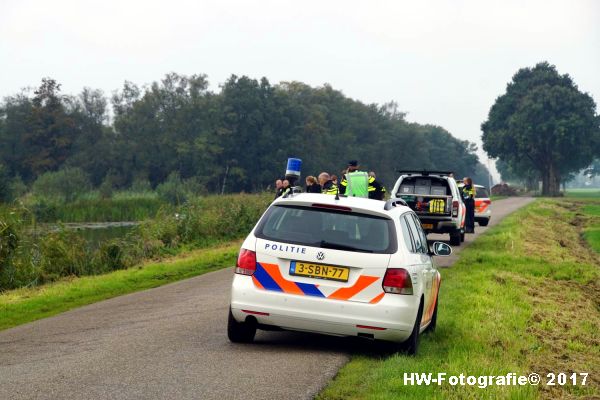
[422,223,434,230]
[290,261,349,282]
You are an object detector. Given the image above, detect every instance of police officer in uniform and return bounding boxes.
[339,161,386,200]
[318,172,338,195]
[462,177,476,233]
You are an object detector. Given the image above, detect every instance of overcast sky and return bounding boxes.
[1,0,599,178]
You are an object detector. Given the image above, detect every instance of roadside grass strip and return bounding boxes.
[581,204,600,252]
[0,241,240,331]
[318,199,600,400]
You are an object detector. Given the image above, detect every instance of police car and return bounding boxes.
[228,193,451,354]
[457,183,492,226]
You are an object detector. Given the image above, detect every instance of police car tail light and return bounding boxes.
[235,249,257,276]
[452,200,459,217]
[382,268,413,295]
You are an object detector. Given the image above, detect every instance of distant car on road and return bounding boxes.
[458,183,492,226]
[391,171,466,245]
[228,193,451,354]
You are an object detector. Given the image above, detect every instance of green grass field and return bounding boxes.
[566,188,600,199]
[318,198,600,399]
[0,241,240,331]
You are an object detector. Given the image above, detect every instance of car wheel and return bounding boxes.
[449,230,461,246]
[227,308,256,343]
[401,299,424,355]
[479,219,489,227]
[425,295,438,333]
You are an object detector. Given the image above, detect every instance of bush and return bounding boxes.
[139,192,271,247]
[95,240,127,272]
[32,167,91,202]
[9,175,28,200]
[130,177,152,193]
[39,228,90,281]
[99,175,115,199]
[0,192,272,292]
[0,164,12,203]
[156,173,193,205]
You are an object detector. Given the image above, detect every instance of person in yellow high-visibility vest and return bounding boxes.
[318,172,338,195]
[340,161,386,199]
[462,177,476,233]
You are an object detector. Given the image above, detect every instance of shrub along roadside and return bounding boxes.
[0,193,271,291]
[318,198,600,400]
[0,242,240,331]
[24,191,164,223]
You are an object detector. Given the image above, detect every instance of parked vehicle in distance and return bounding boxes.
[458,183,492,226]
[228,193,452,355]
[391,171,466,245]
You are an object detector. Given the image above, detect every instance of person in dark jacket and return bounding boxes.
[462,177,476,233]
[274,179,284,199]
[281,179,292,197]
[305,175,321,193]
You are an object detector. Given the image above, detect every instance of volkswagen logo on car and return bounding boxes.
[316,251,325,261]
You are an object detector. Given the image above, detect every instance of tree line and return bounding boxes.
[0,74,490,201]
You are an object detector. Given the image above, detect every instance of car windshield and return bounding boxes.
[255,205,397,254]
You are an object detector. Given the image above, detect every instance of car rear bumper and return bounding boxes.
[230,275,419,342]
[418,217,460,233]
[475,211,491,220]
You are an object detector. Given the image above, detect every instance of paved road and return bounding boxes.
[0,197,534,400]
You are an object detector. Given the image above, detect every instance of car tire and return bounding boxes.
[479,219,489,227]
[402,299,424,355]
[425,295,438,333]
[449,230,461,246]
[227,308,256,343]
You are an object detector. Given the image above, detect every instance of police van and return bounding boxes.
[228,193,451,354]
[391,171,466,245]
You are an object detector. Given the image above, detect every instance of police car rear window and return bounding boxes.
[255,205,397,254]
[475,187,490,198]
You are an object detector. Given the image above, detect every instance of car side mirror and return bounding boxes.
[431,241,452,256]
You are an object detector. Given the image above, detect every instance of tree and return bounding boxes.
[23,78,78,177]
[482,62,600,196]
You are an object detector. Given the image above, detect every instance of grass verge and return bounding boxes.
[318,198,600,399]
[581,204,600,252]
[0,240,241,331]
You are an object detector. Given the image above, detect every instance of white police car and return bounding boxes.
[228,193,451,354]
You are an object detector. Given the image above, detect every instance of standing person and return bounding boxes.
[274,179,284,199]
[305,176,321,193]
[339,161,386,199]
[281,179,292,197]
[318,172,338,195]
[368,171,387,200]
[462,177,476,233]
